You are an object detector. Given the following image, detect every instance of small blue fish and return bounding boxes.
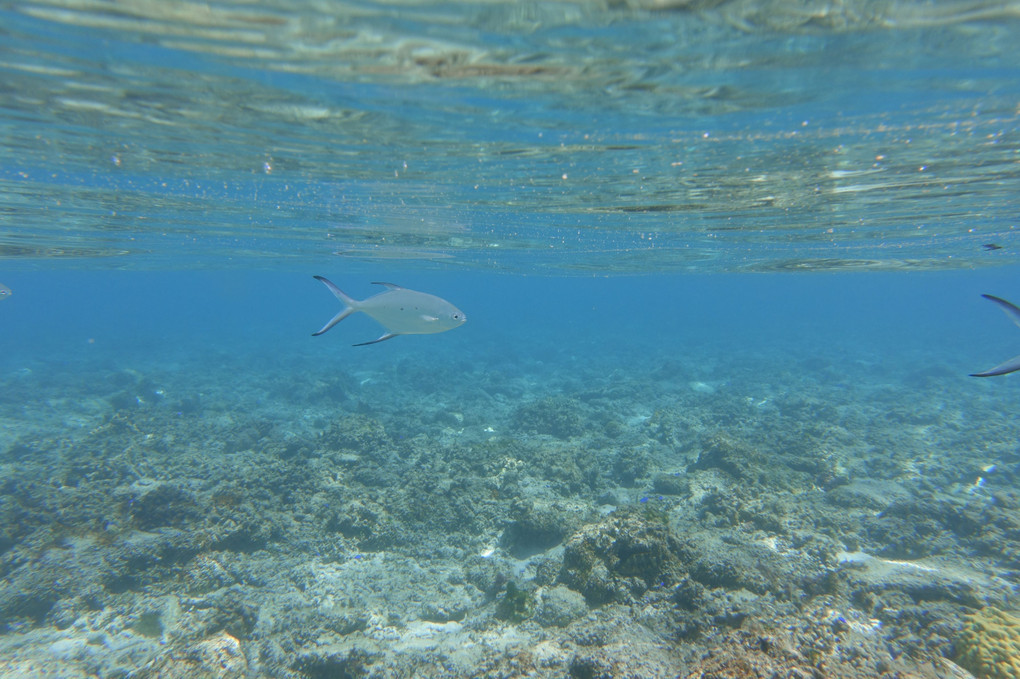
[0,283,10,300]
[312,276,466,346]
[971,294,1020,377]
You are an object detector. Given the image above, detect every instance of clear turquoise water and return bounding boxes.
[2,268,1020,381]
[3,2,1020,676]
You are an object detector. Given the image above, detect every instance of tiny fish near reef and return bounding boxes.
[312,276,466,346]
[971,294,1020,377]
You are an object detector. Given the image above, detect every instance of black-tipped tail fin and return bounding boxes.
[312,276,360,336]
[971,294,1020,376]
[982,293,1020,329]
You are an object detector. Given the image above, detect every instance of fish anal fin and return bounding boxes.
[970,353,1020,377]
[353,333,398,347]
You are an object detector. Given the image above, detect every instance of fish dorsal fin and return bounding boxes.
[371,282,405,291]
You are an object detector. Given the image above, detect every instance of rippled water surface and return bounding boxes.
[2,0,1019,272]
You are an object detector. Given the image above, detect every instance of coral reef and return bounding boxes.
[956,607,1020,679]
[495,581,535,623]
[559,514,690,605]
[1,334,1018,677]
[511,395,588,439]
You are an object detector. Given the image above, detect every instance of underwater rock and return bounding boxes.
[319,498,400,551]
[533,444,605,495]
[956,607,1020,679]
[6,310,1020,677]
[501,501,577,558]
[690,432,818,492]
[690,433,762,480]
[961,490,1020,570]
[205,517,276,554]
[842,550,987,616]
[307,372,358,404]
[221,420,271,454]
[2,442,43,462]
[419,596,471,624]
[534,585,588,628]
[0,567,65,629]
[150,630,248,678]
[826,479,910,511]
[684,535,778,596]
[292,644,378,678]
[191,585,260,640]
[864,496,976,559]
[568,654,617,679]
[612,447,652,487]
[495,580,536,623]
[511,395,588,439]
[652,472,686,495]
[193,631,248,677]
[40,626,162,677]
[320,414,390,453]
[119,479,198,529]
[325,499,381,540]
[464,557,512,597]
[646,405,702,452]
[559,515,690,606]
[0,530,195,630]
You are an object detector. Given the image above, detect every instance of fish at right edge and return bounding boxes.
[970,294,1020,377]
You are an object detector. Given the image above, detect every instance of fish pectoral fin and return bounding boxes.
[970,353,1020,377]
[420,314,439,322]
[353,333,398,347]
[371,282,405,291]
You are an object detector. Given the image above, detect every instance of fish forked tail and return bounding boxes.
[970,293,1020,377]
[312,276,359,336]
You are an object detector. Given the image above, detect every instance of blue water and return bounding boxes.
[2,268,1019,376]
[3,2,1020,676]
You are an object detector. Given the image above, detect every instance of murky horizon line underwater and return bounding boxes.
[3,267,1020,370]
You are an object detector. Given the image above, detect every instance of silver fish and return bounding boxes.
[971,294,1020,377]
[312,276,466,346]
[0,283,10,300]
